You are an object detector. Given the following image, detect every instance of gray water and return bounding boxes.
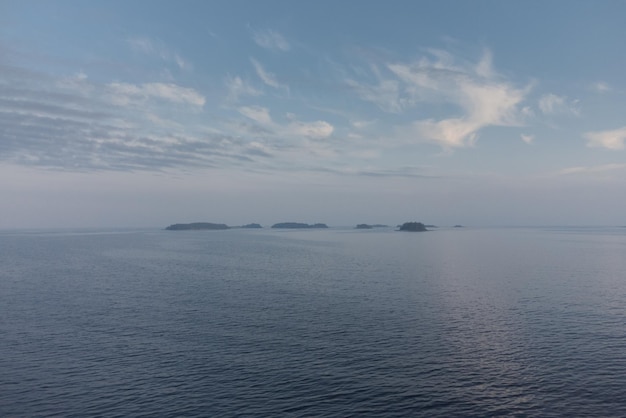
[1,227,625,416]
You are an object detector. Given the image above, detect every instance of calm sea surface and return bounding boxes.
[1,226,625,417]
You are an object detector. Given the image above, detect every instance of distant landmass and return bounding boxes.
[356,224,389,229]
[398,222,428,232]
[165,222,229,231]
[454,225,464,228]
[240,223,263,229]
[425,224,438,228]
[271,222,328,229]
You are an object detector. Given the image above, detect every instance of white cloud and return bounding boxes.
[384,49,527,148]
[538,93,580,116]
[107,82,205,107]
[237,106,333,139]
[585,126,626,150]
[250,58,286,90]
[141,83,204,106]
[521,134,534,144]
[410,118,479,148]
[559,163,626,175]
[287,120,334,139]
[252,29,290,51]
[238,105,272,125]
[224,75,262,102]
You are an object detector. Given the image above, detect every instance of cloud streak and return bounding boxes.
[585,126,626,150]
[128,36,192,70]
[0,66,262,172]
[559,163,626,175]
[250,58,287,91]
[224,75,262,103]
[238,105,334,139]
[0,61,344,175]
[107,82,205,107]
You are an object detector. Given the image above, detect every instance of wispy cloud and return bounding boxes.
[521,134,534,144]
[342,49,529,148]
[584,126,626,150]
[0,64,265,172]
[250,58,288,91]
[559,163,626,175]
[127,36,192,70]
[224,75,262,103]
[238,105,334,139]
[238,105,272,125]
[107,82,205,107]
[538,93,580,116]
[384,49,528,148]
[346,76,406,113]
[287,120,334,139]
[252,29,290,52]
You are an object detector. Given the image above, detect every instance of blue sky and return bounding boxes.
[1,0,625,228]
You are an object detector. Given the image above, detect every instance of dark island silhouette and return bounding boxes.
[398,222,428,232]
[355,224,390,229]
[165,222,230,231]
[240,223,263,229]
[271,222,328,229]
[165,221,435,232]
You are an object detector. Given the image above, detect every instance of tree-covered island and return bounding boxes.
[271,222,328,229]
[165,222,230,230]
[240,223,263,229]
[398,222,428,232]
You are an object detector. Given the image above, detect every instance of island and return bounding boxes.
[398,222,428,232]
[165,222,230,231]
[271,222,329,229]
[240,223,263,229]
[453,225,465,228]
[356,224,374,229]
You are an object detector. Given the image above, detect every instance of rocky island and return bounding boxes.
[165,222,230,231]
[398,222,428,232]
[271,222,328,229]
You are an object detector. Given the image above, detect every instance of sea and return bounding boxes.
[1,226,625,417]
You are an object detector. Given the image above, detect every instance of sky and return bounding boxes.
[1,0,626,228]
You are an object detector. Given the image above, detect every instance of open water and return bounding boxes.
[1,226,625,416]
